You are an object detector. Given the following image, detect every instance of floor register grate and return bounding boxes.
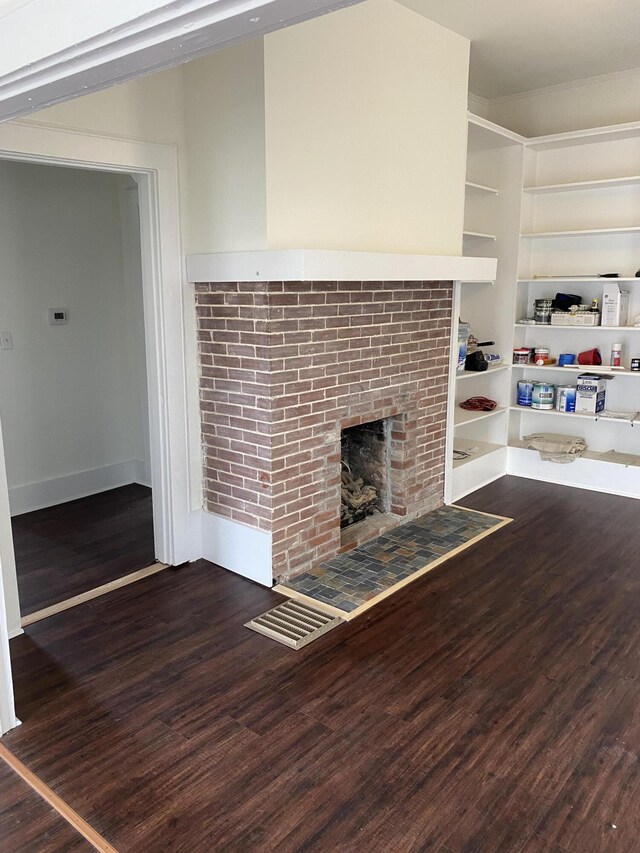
[245,600,344,649]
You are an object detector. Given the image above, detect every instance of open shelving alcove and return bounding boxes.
[446,115,640,504]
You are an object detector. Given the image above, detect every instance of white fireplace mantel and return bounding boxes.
[186,250,497,283]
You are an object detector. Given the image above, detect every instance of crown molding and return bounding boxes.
[0,0,362,122]
[489,64,640,106]
[468,91,490,115]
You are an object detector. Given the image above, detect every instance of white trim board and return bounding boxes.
[199,510,272,587]
[8,460,150,517]
[186,250,497,283]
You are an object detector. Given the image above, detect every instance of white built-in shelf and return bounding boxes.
[463,230,497,241]
[454,406,507,427]
[456,364,511,380]
[518,277,639,284]
[523,176,640,194]
[512,363,640,378]
[465,180,499,195]
[527,121,640,150]
[509,441,640,468]
[509,405,638,425]
[521,226,640,239]
[468,113,527,147]
[452,440,504,469]
[515,323,640,331]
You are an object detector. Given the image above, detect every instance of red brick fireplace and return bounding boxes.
[195,278,452,582]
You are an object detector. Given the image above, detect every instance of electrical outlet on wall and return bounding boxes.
[0,332,13,350]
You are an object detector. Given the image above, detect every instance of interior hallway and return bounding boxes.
[1,476,639,851]
[13,484,155,616]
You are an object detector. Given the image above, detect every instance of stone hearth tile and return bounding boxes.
[280,505,506,615]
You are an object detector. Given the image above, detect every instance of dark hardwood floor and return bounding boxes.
[4,476,639,851]
[12,484,156,616]
[0,758,91,852]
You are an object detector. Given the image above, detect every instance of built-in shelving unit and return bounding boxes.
[522,226,640,238]
[463,230,497,241]
[508,406,638,425]
[456,364,511,380]
[446,114,526,502]
[511,118,640,498]
[512,363,640,378]
[454,406,508,427]
[514,323,640,331]
[465,181,499,195]
[447,116,640,504]
[518,277,639,284]
[523,176,640,194]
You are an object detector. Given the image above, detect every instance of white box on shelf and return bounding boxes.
[575,373,607,414]
[550,311,600,326]
[601,284,629,326]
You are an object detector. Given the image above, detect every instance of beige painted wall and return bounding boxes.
[23,67,185,145]
[487,68,640,138]
[264,0,470,254]
[183,40,267,255]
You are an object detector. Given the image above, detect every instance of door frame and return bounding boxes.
[0,119,195,734]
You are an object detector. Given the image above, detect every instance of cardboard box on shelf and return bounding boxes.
[602,284,629,327]
[575,373,607,414]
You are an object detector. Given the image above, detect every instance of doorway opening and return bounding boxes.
[0,161,157,622]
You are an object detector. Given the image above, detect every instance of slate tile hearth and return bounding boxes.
[280,505,506,613]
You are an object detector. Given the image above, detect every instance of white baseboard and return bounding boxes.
[133,458,152,489]
[9,459,151,516]
[199,510,272,587]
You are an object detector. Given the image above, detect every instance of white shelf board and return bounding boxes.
[515,323,640,331]
[512,363,640,378]
[510,441,640,468]
[456,364,511,380]
[521,226,640,239]
[453,441,505,469]
[523,176,640,194]
[465,180,499,195]
[468,113,527,146]
[526,121,640,150]
[507,446,640,500]
[454,406,507,427]
[509,405,638,425]
[186,250,497,283]
[463,230,497,241]
[518,277,639,284]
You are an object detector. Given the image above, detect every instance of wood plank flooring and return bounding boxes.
[12,484,155,616]
[0,755,91,852]
[4,476,640,851]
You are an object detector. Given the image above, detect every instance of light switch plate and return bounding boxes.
[0,332,13,350]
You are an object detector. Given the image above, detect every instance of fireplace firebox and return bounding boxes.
[340,418,391,528]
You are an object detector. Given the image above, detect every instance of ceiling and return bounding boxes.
[399,0,640,99]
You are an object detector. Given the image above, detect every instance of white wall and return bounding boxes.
[263,0,470,254]
[0,160,149,515]
[487,67,640,138]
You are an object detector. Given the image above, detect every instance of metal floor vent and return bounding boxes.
[245,599,344,649]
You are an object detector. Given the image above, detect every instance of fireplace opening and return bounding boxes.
[340,418,391,528]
